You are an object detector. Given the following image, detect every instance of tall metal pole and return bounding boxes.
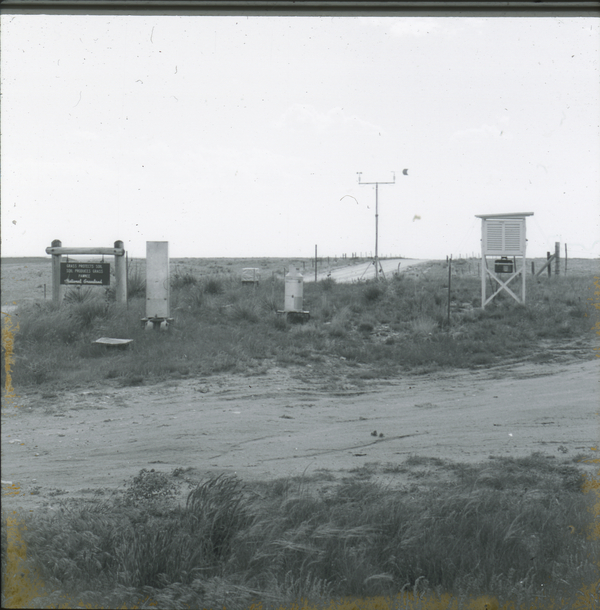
[447,255,452,326]
[375,183,379,279]
[358,171,402,280]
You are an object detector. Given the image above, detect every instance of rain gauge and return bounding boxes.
[277,267,310,323]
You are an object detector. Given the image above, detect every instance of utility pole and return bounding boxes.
[357,171,403,280]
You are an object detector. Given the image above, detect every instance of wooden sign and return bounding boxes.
[60,262,110,286]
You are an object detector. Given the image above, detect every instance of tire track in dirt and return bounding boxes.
[2,358,598,512]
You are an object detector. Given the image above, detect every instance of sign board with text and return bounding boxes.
[60,262,111,286]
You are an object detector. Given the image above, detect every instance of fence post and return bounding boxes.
[565,243,568,275]
[547,252,551,277]
[51,239,62,306]
[114,241,127,304]
[554,242,560,276]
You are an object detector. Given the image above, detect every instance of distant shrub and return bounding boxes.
[410,316,437,335]
[121,374,145,387]
[260,295,279,312]
[15,303,81,344]
[363,282,384,303]
[71,300,110,330]
[171,271,198,290]
[229,302,260,323]
[204,277,224,295]
[358,320,374,333]
[327,322,348,338]
[329,306,352,327]
[211,352,238,373]
[320,277,336,291]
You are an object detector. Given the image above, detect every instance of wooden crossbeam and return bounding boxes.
[535,254,555,277]
[484,266,523,305]
[45,246,125,256]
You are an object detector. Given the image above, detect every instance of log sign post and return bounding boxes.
[45,240,127,306]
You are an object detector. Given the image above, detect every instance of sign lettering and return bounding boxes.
[60,262,111,286]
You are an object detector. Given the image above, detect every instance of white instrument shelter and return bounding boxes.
[476,212,533,308]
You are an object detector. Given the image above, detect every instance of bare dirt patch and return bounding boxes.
[2,357,597,513]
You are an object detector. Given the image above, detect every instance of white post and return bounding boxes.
[146,241,170,319]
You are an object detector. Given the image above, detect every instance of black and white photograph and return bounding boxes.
[1,3,599,609]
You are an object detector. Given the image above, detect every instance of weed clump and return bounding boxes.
[204,276,224,295]
[63,286,96,304]
[363,281,385,303]
[123,469,179,506]
[171,271,198,289]
[127,261,146,298]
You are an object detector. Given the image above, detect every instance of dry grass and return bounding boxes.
[2,258,598,391]
[3,453,597,609]
[2,257,599,610]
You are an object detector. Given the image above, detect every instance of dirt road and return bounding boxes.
[306,258,429,283]
[2,357,598,512]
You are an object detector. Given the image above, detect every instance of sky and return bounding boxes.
[1,14,599,260]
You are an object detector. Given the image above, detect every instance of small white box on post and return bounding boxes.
[144,241,172,330]
[476,212,533,308]
[242,268,260,285]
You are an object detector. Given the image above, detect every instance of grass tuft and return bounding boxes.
[127,261,146,299]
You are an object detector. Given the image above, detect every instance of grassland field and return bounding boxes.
[1,256,599,609]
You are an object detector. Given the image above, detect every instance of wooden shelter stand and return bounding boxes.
[476,213,533,309]
[481,259,526,307]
